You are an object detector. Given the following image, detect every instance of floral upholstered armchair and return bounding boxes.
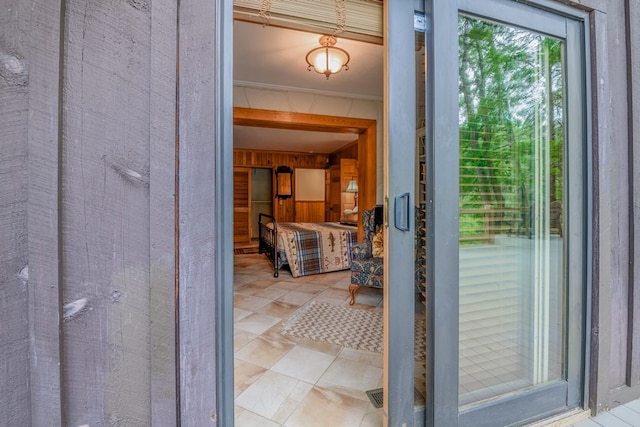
[348,206,427,305]
[349,206,384,305]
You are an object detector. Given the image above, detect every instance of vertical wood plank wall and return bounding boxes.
[294,201,326,222]
[1,0,40,424]
[177,0,225,423]
[329,142,359,163]
[0,0,179,424]
[600,0,630,390]
[628,0,640,391]
[590,6,611,414]
[585,0,640,413]
[25,0,64,424]
[59,0,173,424]
[149,0,178,420]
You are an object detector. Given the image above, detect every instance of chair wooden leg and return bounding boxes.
[349,283,360,305]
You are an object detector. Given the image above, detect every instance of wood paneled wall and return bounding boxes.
[295,201,326,222]
[234,148,329,169]
[234,149,329,222]
[328,141,358,165]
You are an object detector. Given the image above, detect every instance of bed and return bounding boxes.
[258,213,357,278]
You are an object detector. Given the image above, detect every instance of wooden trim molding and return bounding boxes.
[234,107,376,134]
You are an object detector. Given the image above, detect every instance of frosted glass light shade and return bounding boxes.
[306,35,350,79]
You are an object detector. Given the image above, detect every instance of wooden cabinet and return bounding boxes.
[234,167,273,244]
[233,167,251,244]
[326,158,358,222]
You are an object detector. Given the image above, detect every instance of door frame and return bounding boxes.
[425,0,463,423]
[204,0,591,425]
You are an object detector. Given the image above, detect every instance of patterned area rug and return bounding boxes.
[280,301,426,361]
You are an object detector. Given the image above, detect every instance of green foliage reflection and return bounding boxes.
[458,16,564,243]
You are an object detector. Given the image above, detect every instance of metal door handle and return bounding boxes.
[394,192,410,231]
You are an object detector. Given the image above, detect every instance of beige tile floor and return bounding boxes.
[234,250,640,427]
[234,253,392,426]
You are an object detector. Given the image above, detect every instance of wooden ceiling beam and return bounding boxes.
[233,107,373,134]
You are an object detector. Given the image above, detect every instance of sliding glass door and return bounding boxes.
[425,0,589,425]
[458,9,568,410]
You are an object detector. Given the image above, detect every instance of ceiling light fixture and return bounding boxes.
[306,35,350,80]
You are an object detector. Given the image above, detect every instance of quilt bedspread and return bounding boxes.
[277,222,356,277]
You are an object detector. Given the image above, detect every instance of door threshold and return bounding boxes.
[525,407,591,426]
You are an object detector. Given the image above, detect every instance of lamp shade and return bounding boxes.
[306,35,350,79]
[345,179,358,193]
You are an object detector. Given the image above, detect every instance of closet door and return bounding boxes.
[233,167,251,244]
[326,165,341,222]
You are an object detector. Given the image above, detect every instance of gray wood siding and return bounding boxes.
[1,0,179,424]
[591,0,640,411]
[603,0,631,389]
[0,0,221,421]
[1,1,32,424]
[589,6,611,414]
[60,0,154,424]
[149,0,178,422]
[25,0,64,424]
[176,0,233,423]
[582,0,640,414]
[629,0,640,391]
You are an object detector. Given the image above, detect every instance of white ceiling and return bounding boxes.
[233,20,383,153]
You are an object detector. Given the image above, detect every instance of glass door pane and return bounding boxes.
[457,15,566,408]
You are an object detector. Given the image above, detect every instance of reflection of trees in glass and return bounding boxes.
[458,16,564,241]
